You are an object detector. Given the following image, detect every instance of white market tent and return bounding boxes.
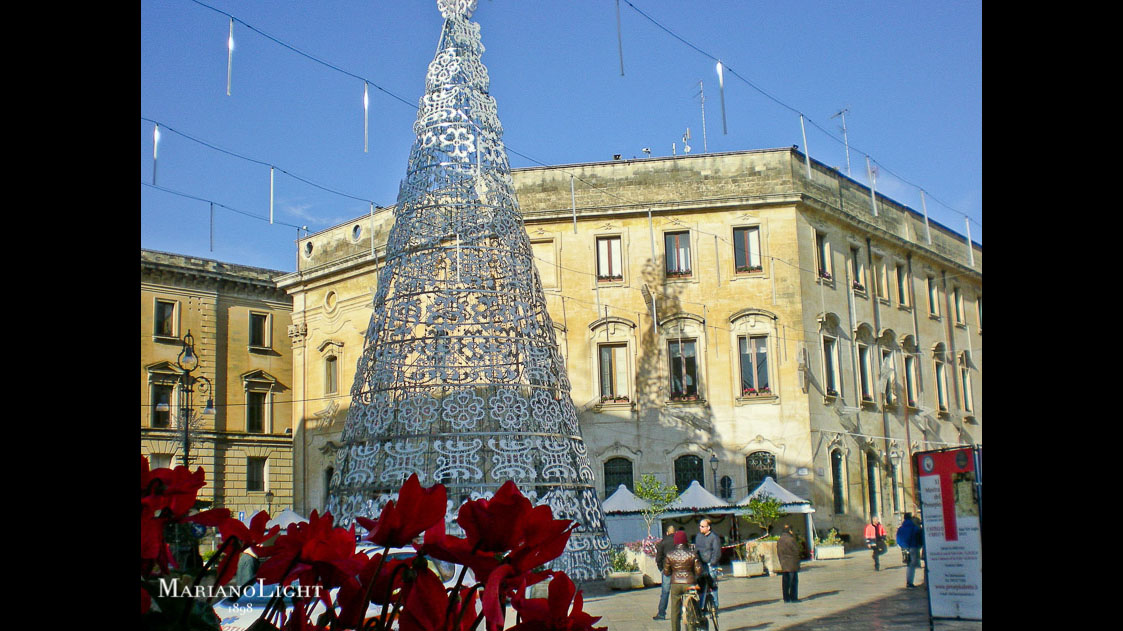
[662,480,732,517]
[266,508,307,530]
[602,484,651,544]
[736,476,817,544]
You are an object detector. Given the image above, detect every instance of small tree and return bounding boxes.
[742,492,785,538]
[635,474,679,537]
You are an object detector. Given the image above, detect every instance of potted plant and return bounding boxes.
[814,528,846,560]
[606,547,644,590]
[730,542,759,577]
[741,493,786,575]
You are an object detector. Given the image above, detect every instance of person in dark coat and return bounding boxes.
[652,525,677,620]
[694,519,721,610]
[777,524,804,603]
[896,512,923,588]
[664,530,702,631]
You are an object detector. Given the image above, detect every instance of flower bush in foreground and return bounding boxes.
[140,457,605,631]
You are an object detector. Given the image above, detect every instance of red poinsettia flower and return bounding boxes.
[509,572,606,631]
[396,566,480,631]
[212,511,281,587]
[333,550,416,628]
[142,461,208,519]
[418,481,574,629]
[356,473,447,549]
[255,509,364,612]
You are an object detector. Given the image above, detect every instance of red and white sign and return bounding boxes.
[915,447,982,621]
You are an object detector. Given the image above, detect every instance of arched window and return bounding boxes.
[603,458,634,496]
[745,451,777,492]
[866,451,881,518]
[719,475,734,500]
[674,455,704,492]
[323,466,335,510]
[831,449,846,514]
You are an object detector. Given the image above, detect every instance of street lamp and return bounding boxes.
[175,330,214,468]
[710,452,719,493]
[265,490,275,516]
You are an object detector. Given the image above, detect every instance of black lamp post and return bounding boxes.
[175,330,214,468]
[710,452,719,494]
[265,490,275,516]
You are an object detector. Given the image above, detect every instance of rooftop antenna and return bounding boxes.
[642,147,651,157]
[831,107,851,176]
[682,128,692,154]
[695,80,709,153]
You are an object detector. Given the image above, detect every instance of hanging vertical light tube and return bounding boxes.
[363,82,370,153]
[152,124,160,186]
[269,166,275,224]
[716,61,727,135]
[799,114,811,178]
[570,174,577,233]
[866,156,878,217]
[964,218,975,267]
[615,0,624,76]
[226,18,234,96]
[920,190,932,244]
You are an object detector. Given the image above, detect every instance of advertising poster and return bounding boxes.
[915,447,982,621]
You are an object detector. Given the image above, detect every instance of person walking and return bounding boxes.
[776,524,803,603]
[664,530,702,631]
[864,516,887,570]
[652,525,677,621]
[896,513,921,587]
[694,519,721,610]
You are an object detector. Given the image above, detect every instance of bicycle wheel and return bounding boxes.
[706,600,719,631]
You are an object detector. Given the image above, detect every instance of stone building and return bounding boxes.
[141,249,295,518]
[275,147,981,542]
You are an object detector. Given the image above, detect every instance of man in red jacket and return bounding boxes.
[864,516,887,571]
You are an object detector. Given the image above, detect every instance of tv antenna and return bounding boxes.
[831,107,851,176]
[682,128,692,154]
[695,80,709,153]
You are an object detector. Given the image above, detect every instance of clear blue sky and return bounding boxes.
[141,0,982,273]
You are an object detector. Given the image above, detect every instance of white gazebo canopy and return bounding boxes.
[266,508,308,529]
[662,480,732,517]
[736,476,815,514]
[602,484,651,514]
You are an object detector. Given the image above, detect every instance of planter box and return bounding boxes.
[606,571,645,590]
[623,548,662,585]
[815,545,846,560]
[730,560,761,577]
[745,540,780,575]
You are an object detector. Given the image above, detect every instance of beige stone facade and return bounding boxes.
[275,148,981,543]
[141,249,295,518]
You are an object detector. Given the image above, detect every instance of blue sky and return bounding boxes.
[141,0,982,273]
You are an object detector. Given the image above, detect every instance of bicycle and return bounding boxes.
[681,581,719,631]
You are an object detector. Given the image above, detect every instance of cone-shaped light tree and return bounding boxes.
[327,0,612,580]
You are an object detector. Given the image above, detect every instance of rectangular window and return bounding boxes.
[850,246,866,292]
[738,335,770,396]
[816,232,832,280]
[152,384,173,428]
[733,227,762,272]
[927,277,940,317]
[881,349,897,405]
[895,264,909,306]
[247,391,266,433]
[154,300,177,338]
[904,355,918,407]
[935,356,949,412]
[960,363,973,413]
[664,231,692,277]
[249,312,270,348]
[247,457,267,492]
[598,344,629,400]
[954,286,965,324]
[874,256,889,301]
[858,344,873,402]
[823,337,839,396]
[595,236,623,282]
[149,453,173,470]
[325,356,338,395]
[531,240,558,288]
[668,339,699,400]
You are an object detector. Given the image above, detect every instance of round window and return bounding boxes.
[352,225,362,241]
[304,241,314,257]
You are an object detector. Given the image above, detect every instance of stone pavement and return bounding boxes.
[572,552,982,631]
